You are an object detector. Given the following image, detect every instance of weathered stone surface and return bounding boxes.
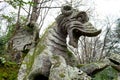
[17,48,35,80]
[109,53,120,65]
[109,53,120,72]
[11,27,34,51]
[80,62,109,76]
[7,21,39,63]
[117,73,120,80]
[18,4,101,80]
[49,55,91,80]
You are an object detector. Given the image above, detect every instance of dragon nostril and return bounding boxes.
[33,74,48,80]
[61,4,73,16]
[63,5,72,11]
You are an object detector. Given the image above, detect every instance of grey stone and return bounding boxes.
[18,4,101,80]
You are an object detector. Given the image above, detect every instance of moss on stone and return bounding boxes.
[59,73,65,78]
[77,64,85,68]
[34,44,46,56]
[33,22,55,57]
[93,66,118,80]
[24,23,52,73]
[52,55,60,60]
[66,49,73,58]
[52,55,61,68]
[22,23,56,78]
[53,62,61,68]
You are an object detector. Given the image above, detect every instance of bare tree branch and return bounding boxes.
[39,6,61,8]
[39,0,53,32]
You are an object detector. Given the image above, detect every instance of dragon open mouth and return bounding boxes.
[68,22,101,48]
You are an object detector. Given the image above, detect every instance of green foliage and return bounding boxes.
[6,0,27,8]
[27,1,35,6]
[0,13,16,54]
[0,23,15,54]
[92,66,118,80]
[20,15,27,24]
[0,57,6,64]
[2,12,17,24]
[6,0,35,8]
[2,15,13,23]
[0,60,19,80]
[0,36,7,54]
[66,49,73,57]
[0,56,19,80]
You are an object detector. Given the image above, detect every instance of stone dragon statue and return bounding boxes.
[18,5,101,80]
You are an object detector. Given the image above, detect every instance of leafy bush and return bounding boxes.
[0,60,19,80]
[0,14,16,53]
[0,36,7,54]
[0,57,6,65]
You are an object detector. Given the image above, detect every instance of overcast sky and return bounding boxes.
[0,0,120,35]
[95,0,120,19]
[0,0,120,17]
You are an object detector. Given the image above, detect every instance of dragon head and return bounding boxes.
[56,4,101,48]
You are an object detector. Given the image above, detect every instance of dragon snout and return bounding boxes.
[68,22,101,48]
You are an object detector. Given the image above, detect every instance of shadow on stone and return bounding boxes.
[33,74,48,80]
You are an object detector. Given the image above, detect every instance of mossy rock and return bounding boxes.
[0,62,19,80]
[92,66,118,80]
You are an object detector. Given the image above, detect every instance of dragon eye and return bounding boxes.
[77,17,82,21]
[76,11,89,23]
